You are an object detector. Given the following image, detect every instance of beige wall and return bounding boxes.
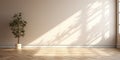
[117,0,120,48]
[0,0,116,48]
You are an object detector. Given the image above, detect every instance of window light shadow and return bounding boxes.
[22,0,116,47]
[27,10,82,46]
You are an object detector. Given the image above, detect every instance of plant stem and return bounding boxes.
[18,37,20,44]
[18,20,20,44]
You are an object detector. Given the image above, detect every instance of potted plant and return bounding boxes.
[9,12,27,49]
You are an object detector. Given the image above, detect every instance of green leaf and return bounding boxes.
[9,12,27,39]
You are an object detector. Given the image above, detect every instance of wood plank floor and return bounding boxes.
[0,48,120,60]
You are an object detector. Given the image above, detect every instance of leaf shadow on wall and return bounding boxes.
[21,0,116,47]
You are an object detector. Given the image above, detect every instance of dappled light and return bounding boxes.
[86,33,102,45]
[85,0,114,46]
[25,0,115,47]
[28,11,82,46]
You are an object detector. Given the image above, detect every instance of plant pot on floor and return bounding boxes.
[16,44,22,49]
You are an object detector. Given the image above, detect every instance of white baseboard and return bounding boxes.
[0,45,115,48]
[0,46,15,48]
[23,46,115,48]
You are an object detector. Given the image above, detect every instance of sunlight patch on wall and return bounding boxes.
[27,11,82,46]
[104,31,110,40]
[87,1,102,31]
[24,0,114,47]
[87,1,102,16]
[86,33,102,45]
[87,13,102,31]
[104,5,110,17]
[119,25,120,34]
[60,28,81,45]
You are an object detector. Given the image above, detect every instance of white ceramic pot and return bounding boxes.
[16,44,22,49]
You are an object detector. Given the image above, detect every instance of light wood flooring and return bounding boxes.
[0,48,120,60]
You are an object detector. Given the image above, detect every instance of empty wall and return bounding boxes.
[0,0,116,48]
